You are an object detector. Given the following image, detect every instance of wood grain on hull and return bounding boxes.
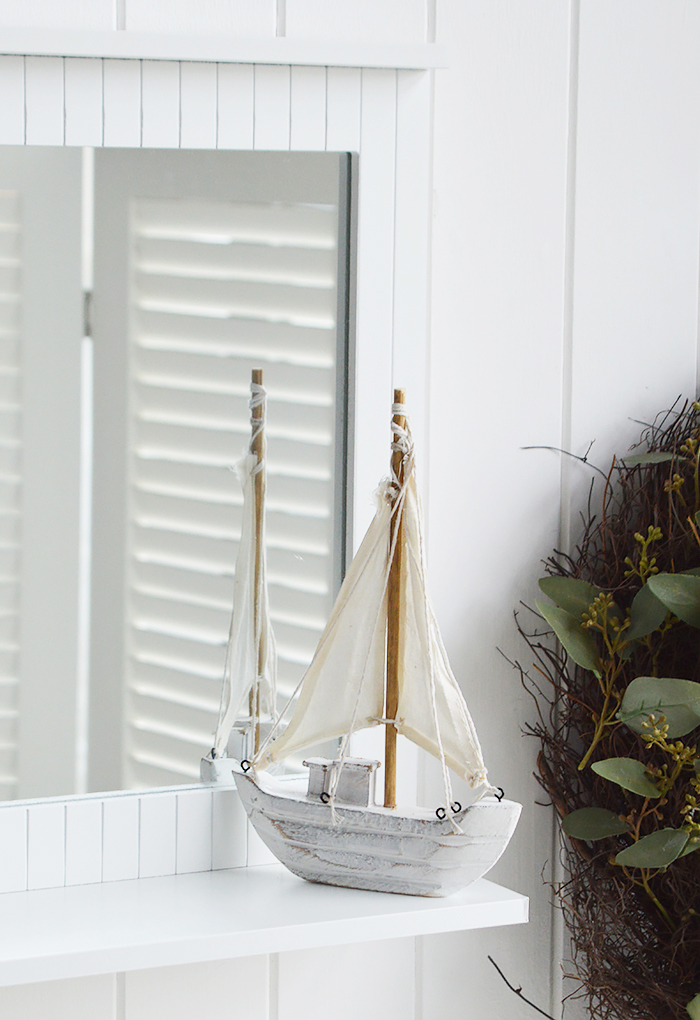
[235,770,521,897]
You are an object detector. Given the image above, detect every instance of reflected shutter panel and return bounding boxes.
[124,197,340,787]
[0,191,21,798]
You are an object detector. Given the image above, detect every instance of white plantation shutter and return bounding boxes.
[90,150,348,792]
[125,197,342,786]
[0,191,21,799]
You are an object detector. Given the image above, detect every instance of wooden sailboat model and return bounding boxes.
[205,382,521,897]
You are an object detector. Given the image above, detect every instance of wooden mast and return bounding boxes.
[249,368,265,754]
[384,388,406,809]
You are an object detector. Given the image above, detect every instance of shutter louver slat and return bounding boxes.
[0,192,20,799]
[124,195,342,784]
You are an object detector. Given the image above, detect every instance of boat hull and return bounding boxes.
[234,769,521,897]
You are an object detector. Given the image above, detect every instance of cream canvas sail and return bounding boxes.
[213,384,276,759]
[255,466,488,792]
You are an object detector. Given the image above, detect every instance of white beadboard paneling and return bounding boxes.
[102,797,140,882]
[176,788,213,873]
[326,66,361,152]
[65,799,102,886]
[139,791,177,878]
[246,818,277,866]
[0,805,27,893]
[217,63,254,149]
[428,2,571,1019]
[392,68,431,462]
[27,803,65,890]
[0,975,116,1020]
[286,0,427,44]
[180,62,218,150]
[212,788,247,870]
[253,64,291,150]
[290,66,327,151]
[25,56,64,146]
[64,58,102,147]
[125,0,276,36]
[278,938,414,1020]
[125,957,269,1020]
[353,69,397,547]
[103,58,141,147]
[0,0,112,30]
[141,60,180,149]
[570,0,700,485]
[0,57,25,145]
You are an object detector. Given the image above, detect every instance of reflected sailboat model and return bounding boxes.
[203,379,520,897]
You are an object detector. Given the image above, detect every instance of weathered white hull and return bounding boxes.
[234,768,521,897]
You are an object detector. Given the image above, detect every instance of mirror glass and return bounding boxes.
[0,147,351,801]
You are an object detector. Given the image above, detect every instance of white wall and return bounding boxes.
[2,1,700,1019]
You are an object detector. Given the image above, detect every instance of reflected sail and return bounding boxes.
[213,384,276,758]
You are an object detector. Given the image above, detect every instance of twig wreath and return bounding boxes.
[516,400,700,1020]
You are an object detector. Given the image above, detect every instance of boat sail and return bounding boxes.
[201,369,277,781]
[226,390,521,897]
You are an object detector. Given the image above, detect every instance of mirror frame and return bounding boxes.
[0,45,433,890]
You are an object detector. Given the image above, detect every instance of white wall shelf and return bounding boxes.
[0,29,445,69]
[0,864,527,987]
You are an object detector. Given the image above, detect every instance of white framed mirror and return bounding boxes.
[0,51,431,822]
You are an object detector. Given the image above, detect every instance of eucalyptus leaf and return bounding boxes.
[538,577,603,619]
[625,583,668,641]
[679,835,700,858]
[618,676,700,738]
[561,807,629,841]
[615,828,689,868]
[591,758,661,798]
[621,451,678,467]
[536,601,601,672]
[687,993,700,1020]
[647,573,700,628]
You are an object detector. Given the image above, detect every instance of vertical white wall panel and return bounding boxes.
[125,0,276,35]
[286,0,427,44]
[103,59,141,148]
[0,975,116,1020]
[217,63,255,149]
[570,0,700,488]
[175,788,212,874]
[0,805,27,893]
[65,799,103,886]
[125,957,269,1020]
[102,797,140,882]
[278,939,414,1020]
[139,792,177,878]
[253,65,291,150]
[27,803,65,890]
[393,69,431,462]
[141,60,180,149]
[0,0,112,29]
[64,58,103,147]
[180,62,218,150]
[353,69,397,544]
[290,66,327,151]
[326,67,361,153]
[427,2,572,1019]
[25,57,64,146]
[212,788,247,871]
[0,57,25,146]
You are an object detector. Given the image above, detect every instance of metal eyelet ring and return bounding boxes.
[320,791,330,804]
[435,806,447,820]
[240,759,251,773]
[494,787,505,802]
[450,801,462,814]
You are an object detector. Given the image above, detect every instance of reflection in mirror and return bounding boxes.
[0,147,351,801]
